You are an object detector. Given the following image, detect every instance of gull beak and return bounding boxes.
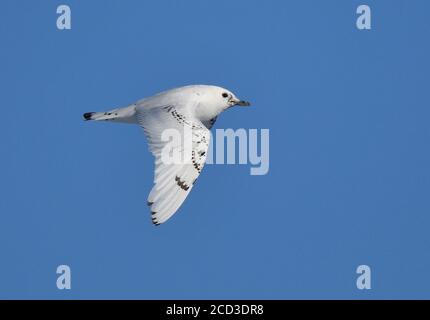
[233,99,251,107]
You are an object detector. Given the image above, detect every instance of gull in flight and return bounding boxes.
[83,85,250,226]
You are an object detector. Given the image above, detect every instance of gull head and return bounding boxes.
[208,86,251,109]
[192,85,250,121]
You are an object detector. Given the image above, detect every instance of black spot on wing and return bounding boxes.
[175,176,190,191]
[191,151,203,173]
[162,105,174,112]
[151,215,160,226]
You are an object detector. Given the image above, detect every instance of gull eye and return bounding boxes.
[222,93,229,98]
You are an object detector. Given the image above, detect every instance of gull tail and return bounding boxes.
[83,104,138,124]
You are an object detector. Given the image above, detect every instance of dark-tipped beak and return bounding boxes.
[235,100,251,107]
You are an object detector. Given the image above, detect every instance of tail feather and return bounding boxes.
[83,104,137,124]
[83,112,96,120]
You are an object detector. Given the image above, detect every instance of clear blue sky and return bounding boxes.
[1,0,429,299]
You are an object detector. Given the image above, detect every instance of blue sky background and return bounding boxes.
[1,0,429,299]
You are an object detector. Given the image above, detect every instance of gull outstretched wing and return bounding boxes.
[136,105,210,225]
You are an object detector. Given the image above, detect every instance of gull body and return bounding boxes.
[84,85,250,225]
